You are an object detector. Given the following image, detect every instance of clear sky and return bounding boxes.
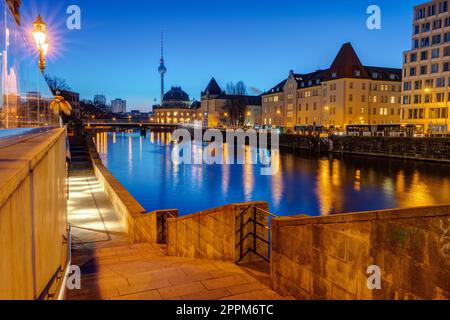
[20,0,424,111]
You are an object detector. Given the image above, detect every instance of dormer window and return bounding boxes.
[316,79,320,84]
[372,72,380,79]
[301,82,305,87]
[389,74,397,80]
[332,72,337,78]
[308,80,312,86]
[354,70,361,77]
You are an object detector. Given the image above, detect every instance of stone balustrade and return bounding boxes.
[167,202,269,262]
[271,204,450,300]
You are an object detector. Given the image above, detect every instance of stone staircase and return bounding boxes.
[68,137,93,174]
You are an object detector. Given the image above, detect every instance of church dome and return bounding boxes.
[162,86,190,108]
[163,86,189,102]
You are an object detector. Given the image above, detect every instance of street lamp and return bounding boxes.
[32,15,48,74]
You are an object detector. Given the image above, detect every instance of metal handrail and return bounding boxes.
[249,205,280,219]
[157,210,178,244]
[235,205,280,263]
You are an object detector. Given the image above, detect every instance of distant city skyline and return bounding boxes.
[19,0,425,111]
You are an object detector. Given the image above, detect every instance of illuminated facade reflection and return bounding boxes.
[0,2,58,130]
[94,130,450,216]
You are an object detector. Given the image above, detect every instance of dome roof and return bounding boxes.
[163,86,189,102]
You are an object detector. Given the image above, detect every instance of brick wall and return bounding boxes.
[271,205,450,300]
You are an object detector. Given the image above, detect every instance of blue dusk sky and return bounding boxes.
[20,0,424,111]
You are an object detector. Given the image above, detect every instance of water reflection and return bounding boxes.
[95,130,450,216]
[0,2,57,129]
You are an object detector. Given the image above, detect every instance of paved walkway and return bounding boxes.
[67,138,288,301]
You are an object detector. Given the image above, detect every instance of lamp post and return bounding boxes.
[32,15,48,74]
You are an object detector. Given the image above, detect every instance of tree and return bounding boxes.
[225,81,247,126]
[44,74,71,95]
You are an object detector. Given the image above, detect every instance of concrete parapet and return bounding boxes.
[0,128,68,300]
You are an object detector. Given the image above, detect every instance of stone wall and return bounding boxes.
[271,204,450,300]
[87,137,178,243]
[279,135,450,162]
[0,129,68,300]
[167,202,269,262]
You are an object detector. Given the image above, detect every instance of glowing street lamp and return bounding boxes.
[32,15,48,74]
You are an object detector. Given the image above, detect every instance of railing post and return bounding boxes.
[253,207,257,256]
[240,206,244,261]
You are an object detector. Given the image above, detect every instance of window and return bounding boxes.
[273,96,279,102]
[437,77,446,87]
[349,94,353,102]
[440,1,449,13]
[445,46,450,56]
[437,93,445,102]
[414,95,422,104]
[410,67,416,76]
[428,4,436,16]
[404,82,412,91]
[433,19,442,29]
[432,35,441,45]
[421,37,430,47]
[390,96,396,104]
[403,96,411,104]
[432,63,439,73]
[432,48,440,58]
[420,65,428,75]
[444,63,450,72]
[416,8,425,20]
[421,51,428,60]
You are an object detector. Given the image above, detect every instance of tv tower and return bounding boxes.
[158,30,167,105]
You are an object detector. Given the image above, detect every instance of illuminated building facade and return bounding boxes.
[262,43,403,132]
[402,0,450,135]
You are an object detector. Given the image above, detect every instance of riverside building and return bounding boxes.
[262,43,403,134]
[402,0,450,136]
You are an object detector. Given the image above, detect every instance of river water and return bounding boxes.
[95,130,450,216]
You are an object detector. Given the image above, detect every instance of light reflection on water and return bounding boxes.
[95,131,450,216]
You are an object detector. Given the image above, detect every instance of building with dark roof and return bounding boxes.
[262,42,403,131]
[201,78,262,127]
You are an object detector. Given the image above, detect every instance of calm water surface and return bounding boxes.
[95,131,450,216]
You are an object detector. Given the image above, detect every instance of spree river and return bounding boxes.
[95,130,450,216]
